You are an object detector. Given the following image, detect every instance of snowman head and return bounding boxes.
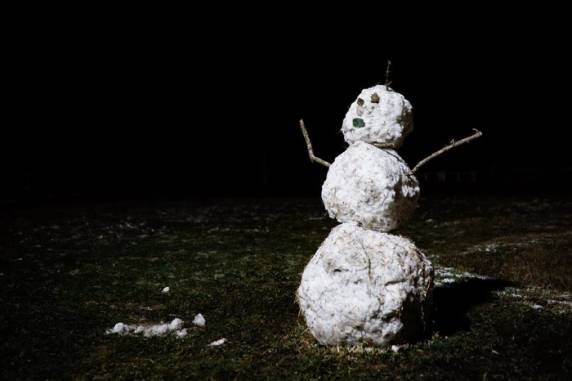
[341,84,413,148]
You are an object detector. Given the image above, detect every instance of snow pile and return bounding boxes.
[341,85,413,148]
[297,223,433,345]
[106,318,187,338]
[175,329,188,338]
[161,286,170,294]
[192,313,206,327]
[208,338,226,347]
[322,142,419,232]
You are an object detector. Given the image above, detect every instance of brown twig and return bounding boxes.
[298,119,331,168]
[411,129,483,174]
[384,59,392,86]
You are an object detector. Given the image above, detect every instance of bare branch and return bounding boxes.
[411,129,483,174]
[298,119,331,168]
[384,59,392,86]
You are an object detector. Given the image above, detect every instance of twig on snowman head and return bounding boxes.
[298,119,331,168]
[411,129,483,174]
[384,60,392,86]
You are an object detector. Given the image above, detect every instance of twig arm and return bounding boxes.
[411,129,483,174]
[298,119,331,168]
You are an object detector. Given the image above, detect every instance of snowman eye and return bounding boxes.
[352,118,365,128]
[371,93,380,103]
[357,98,365,106]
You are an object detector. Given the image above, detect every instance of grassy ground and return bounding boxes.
[1,196,571,380]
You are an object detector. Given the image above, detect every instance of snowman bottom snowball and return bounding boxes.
[297,223,433,346]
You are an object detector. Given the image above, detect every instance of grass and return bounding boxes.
[1,196,571,380]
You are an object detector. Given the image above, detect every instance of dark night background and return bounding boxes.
[3,13,571,203]
[3,9,572,380]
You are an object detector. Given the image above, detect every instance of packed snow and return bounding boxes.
[341,85,413,148]
[321,141,419,232]
[106,318,186,338]
[175,329,188,338]
[209,338,226,347]
[297,223,433,345]
[299,84,434,347]
[192,313,206,327]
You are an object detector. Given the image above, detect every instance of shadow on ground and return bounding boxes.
[433,278,514,335]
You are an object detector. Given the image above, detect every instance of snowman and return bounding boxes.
[296,84,481,346]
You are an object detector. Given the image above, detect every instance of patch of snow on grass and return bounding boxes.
[192,313,206,327]
[106,318,186,338]
[434,266,491,286]
[175,329,188,338]
[496,287,572,314]
[209,338,226,347]
[547,299,572,307]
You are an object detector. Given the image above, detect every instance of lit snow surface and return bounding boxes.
[106,318,186,338]
[192,313,206,327]
[322,141,419,232]
[161,286,170,294]
[434,267,491,286]
[341,84,413,148]
[209,338,226,347]
[297,223,433,346]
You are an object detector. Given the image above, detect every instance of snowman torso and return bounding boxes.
[322,141,419,232]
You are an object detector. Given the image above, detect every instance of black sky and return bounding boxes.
[3,13,571,201]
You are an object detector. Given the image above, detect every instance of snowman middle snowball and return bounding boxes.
[322,141,419,232]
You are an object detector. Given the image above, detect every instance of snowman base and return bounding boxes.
[297,223,433,346]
